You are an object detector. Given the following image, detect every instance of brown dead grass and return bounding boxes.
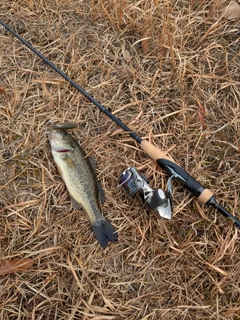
[0,0,240,319]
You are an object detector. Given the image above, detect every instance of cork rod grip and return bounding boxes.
[140,140,174,162]
[197,188,213,204]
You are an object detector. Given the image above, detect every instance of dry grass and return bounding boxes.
[0,0,240,319]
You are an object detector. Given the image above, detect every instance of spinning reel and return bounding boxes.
[119,167,172,220]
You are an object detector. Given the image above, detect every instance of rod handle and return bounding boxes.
[140,140,213,204]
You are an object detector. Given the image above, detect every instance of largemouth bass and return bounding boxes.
[47,128,118,248]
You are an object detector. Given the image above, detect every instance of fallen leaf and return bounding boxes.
[0,88,5,93]
[141,30,149,53]
[199,103,206,116]
[122,48,131,62]
[0,258,34,276]
[222,1,240,20]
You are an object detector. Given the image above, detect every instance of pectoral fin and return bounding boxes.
[97,181,105,204]
[88,157,97,171]
[88,157,105,204]
[56,163,63,178]
[70,195,82,211]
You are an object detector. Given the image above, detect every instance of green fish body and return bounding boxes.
[48,129,118,248]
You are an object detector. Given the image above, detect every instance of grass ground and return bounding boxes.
[0,0,240,319]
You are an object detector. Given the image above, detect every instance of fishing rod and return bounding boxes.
[1,19,239,229]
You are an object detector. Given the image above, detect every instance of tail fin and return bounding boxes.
[91,218,118,249]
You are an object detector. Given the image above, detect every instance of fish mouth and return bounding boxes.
[50,139,72,153]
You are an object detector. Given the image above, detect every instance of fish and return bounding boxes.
[47,128,118,248]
